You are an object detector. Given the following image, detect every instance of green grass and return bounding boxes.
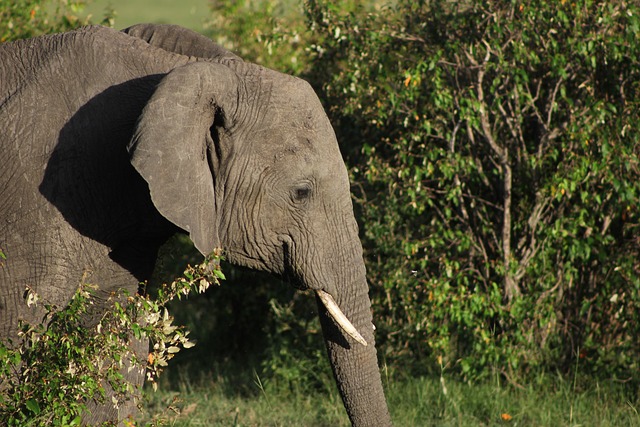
[139,366,640,426]
[82,0,210,31]
[141,367,351,426]
[385,374,640,426]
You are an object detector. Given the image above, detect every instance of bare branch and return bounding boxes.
[448,118,491,273]
[515,192,552,281]
[546,76,565,130]
[502,158,520,301]
[468,43,520,300]
[472,55,505,160]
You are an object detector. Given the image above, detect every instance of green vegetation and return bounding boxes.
[0,0,90,41]
[0,251,225,425]
[81,0,208,31]
[196,0,640,390]
[303,0,640,381]
[2,0,640,424]
[139,372,639,426]
[206,0,308,74]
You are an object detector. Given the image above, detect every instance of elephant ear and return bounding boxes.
[128,61,240,255]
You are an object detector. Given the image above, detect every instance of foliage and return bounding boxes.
[205,0,309,74]
[0,251,224,425]
[204,0,382,74]
[0,0,91,42]
[304,0,640,381]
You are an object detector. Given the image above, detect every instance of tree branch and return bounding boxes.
[469,44,520,301]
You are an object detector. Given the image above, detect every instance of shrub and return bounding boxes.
[0,252,224,425]
[0,0,94,42]
[205,0,309,75]
[304,0,640,381]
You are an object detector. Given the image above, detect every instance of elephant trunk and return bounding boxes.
[316,264,392,426]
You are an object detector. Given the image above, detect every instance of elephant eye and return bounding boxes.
[292,184,312,202]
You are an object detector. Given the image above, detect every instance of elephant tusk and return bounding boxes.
[316,290,368,346]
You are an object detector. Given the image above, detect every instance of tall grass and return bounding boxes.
[141,364,639,426]
[386,374,639,426]
[142,365,350,426]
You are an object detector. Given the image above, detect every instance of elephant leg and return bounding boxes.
[82,335,148,426]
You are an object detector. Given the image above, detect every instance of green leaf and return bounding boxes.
[25,399,40,415]
[213,269,226,281]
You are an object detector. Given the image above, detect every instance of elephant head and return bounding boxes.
[127,56,391,424]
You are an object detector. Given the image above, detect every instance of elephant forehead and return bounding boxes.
[271,133,344,169]
[254,139,347,183]
[249,118,338,162]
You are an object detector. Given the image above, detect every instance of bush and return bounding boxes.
[304,0,640,381]
[0,251,224,425]
[0,0,95,42]
[205,0,309,75]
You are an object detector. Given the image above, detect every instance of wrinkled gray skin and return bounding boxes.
[0,24,391,426]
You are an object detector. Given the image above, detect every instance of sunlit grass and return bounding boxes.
[141,368,350,426]
[386,373,639,426]
[140,365,639,426]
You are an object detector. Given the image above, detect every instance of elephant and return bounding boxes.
[0,24,392,426]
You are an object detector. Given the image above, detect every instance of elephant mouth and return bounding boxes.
[316,289,367,347]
